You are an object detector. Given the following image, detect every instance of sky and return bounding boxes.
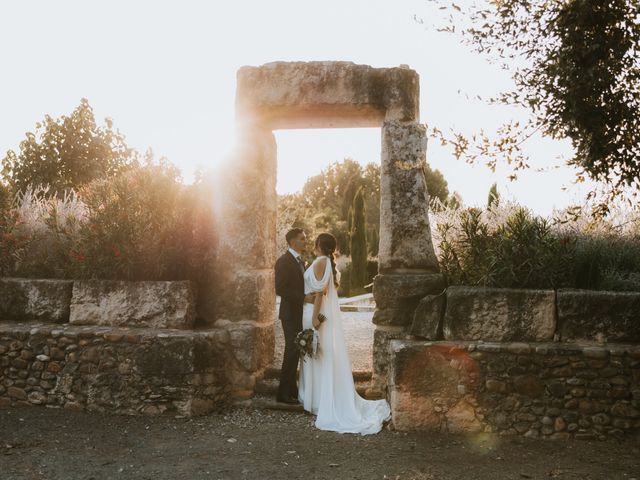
[0,0,598,216]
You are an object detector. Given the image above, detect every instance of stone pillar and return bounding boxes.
[378,121,439,272]
[213,119,277,397]
[371,121,445,396]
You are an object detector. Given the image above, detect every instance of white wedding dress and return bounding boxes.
[297,255,391,434]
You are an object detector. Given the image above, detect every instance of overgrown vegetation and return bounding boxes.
[431,195,640,291]
[423,0,640,219]
[0,99,217,294]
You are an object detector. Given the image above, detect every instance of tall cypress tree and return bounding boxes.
[487,182,500,210]
[368,226,379,257]
[349,186,368,295]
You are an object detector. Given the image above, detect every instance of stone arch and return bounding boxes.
[214,61,444,397]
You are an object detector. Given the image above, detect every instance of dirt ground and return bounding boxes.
[1,405,639,480]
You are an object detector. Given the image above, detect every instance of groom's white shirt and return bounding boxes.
[288,247,302,261]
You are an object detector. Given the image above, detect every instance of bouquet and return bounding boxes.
[295,328,317,359]
[295,313,326,359]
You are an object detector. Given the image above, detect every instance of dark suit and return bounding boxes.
[274,250,306,400]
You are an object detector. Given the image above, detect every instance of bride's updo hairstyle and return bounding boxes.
[315,233,340,288]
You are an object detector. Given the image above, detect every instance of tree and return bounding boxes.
[445,191,463,210]
[487,182,500,210]
[349,186,368,294]
[368,225,379,257]
[1,98,139,197]
[277,157,450,255]
[425,162,449,204]
[425,0,640,218]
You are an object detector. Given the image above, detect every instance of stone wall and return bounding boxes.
[0,277,272,415]
[371,101,443,396]
[389,340,640,439]
[410,286,640,345]
[0,322,230,416]
[385,285,640,439]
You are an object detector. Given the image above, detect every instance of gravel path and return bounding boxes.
[1,406,638,480]
[272,309,373,372]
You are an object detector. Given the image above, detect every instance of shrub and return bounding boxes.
[572,233,640,291]
[0,158,217,288]
[337,257,378,297]
[431,196,640,291]
[337,262,352,297]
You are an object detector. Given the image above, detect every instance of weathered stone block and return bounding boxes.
[133,337,195,376]
[388,339,483,432]
[227,321,274,373]
[373,273,445,309]
[236,61,419,128]
[409,293,446,339]
[372,308,411,327]
[0,278,73,322]
[69,280,196,329]
[443,286,556,342]
[378,122,439,272]
[557,289,640,343]
[389,389,441,431]
[371,326,406,394]
[214,123,277,271]
[213,269,275,322]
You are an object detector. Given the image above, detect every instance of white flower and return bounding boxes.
[299,340,306,346]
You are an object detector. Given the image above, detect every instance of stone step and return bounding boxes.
[253,377,383,401]
[237,385,386,412]
[263,366,371,383]
[236,396,307,413]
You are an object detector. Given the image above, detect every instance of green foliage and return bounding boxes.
[71,157,215,281]
[424,163,450,205]
[572,234,640,291]
[427,0,640,217]
[0,188,27,276]
[436,204,640,291]
[487,183,500,210]
[280,159,379,255]
[366,258,379,287]
[0,181,11,212]
[443,192,462,211]
[1,98,138,198]
[337,258,378,297]
[367,226,379,257]
[337,262,351,297]
[277,157,450,255]
[349,186,368,294]
[0,157,217,285]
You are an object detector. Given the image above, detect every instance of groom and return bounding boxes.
[274,228,315,404]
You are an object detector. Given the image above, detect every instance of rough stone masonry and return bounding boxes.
[216,61,446,398]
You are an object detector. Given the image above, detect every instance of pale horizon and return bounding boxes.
[0,0,598,216]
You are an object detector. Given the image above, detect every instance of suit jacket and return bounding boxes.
[275,250,306,323]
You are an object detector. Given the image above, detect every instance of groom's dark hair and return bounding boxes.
[286,228,304,245]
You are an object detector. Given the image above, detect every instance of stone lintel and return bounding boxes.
[236,61,419,128]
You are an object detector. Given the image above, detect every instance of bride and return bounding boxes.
[298,232,391,434]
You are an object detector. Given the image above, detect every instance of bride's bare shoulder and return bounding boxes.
[313,256,328,280]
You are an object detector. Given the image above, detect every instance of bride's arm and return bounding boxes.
[311,258,328,329]
[312,292,324,329]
